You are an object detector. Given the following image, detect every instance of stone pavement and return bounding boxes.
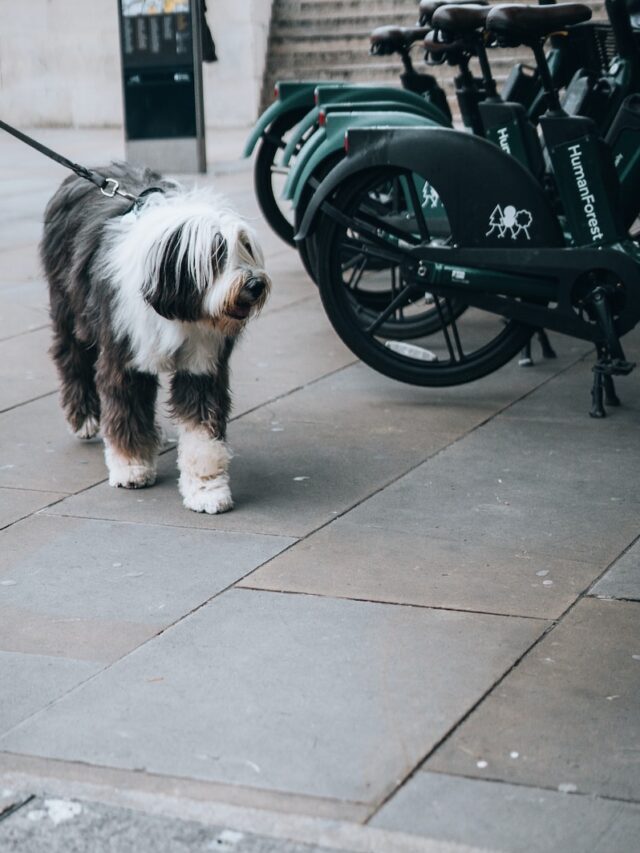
[0,128,639,853]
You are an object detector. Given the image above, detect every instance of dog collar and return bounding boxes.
[122,186,167,222]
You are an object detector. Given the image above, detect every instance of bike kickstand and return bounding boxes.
[603,374,621,407]
[590,367,606,418]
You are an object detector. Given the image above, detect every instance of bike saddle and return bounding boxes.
[487,3,592,44]
[419,0,487,26]
[370,26,429,55]
[627,0,640,27]
[431,4,492,36]
[423,29,465,54]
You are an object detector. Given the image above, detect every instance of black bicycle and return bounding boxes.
[297,1,640,417]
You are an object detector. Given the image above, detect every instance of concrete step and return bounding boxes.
[272,12,417,30]
[261,0,610,111]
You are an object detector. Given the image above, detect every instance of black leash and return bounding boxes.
[0,119,136,201]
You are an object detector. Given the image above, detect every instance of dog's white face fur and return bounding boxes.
[99,188,271,375]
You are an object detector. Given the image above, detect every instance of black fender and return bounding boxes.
[295,126,564,249]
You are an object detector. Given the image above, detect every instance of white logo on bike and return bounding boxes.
[422,183,441,209]
[486,204,533,240]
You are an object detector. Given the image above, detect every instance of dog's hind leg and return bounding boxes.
[49,294,100,439]
[169,370,233,514]
[96,353,160,489]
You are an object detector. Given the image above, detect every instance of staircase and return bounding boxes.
[261,0,607,115]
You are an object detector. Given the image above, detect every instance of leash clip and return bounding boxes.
[100,178,120,198]
[100,178,136,202]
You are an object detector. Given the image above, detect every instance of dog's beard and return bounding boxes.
[205,268,271,337]
[105,190,271,330]
[94,188,271,374]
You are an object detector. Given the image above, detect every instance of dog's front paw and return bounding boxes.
[109,462,157,489]
[104,443,157,489]
[182,481,234,514]
[73,415,100,440]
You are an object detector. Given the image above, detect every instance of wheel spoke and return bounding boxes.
[316,165,531,386]
[339,236,406,266]
[446,298,466,361]
[346,255,368,291]
[433,297,457,363]
[365,284,420,335]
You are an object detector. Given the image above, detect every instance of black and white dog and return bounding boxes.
[41,163,270,513]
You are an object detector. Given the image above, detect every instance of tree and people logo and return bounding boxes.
[421,182,441,209]
[486,204,533,240]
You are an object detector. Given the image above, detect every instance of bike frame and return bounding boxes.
[284,108,439,204]
[297,124,640,346]
[280,85,451,166]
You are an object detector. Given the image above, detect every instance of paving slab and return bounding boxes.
[0,299,47,343]
[0,189,52,226]
[0,606,159,665]
[0,796,344,853]
[427,598,640,801]
[45,398,452,539]
[343,414,640,565]
[0,589,544,803]
[0,514,292,662]
[0,394,108,493]
[239,520,599,620]
[0,488,63,530]
[230,296,355,418]
[249,254,316,315]
[500,340,640,424]
[590,538,640,601]
[44,346,585,539]
[0,328,56,413]
[0,651,99,735]
[371,771,640,853]
[0,284,46,343]
[0,245,42,286]
[0,219,42,253]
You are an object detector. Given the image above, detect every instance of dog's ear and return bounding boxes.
[142,227,203,321]
[212,232,228,277]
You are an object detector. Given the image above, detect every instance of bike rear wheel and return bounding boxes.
[297,162,468,340]
[254,110,311,247]
[315,166,534,386]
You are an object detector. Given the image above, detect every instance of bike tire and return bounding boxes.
[296,160,469,341]
[315,167,535,387]
[254,110,308,247]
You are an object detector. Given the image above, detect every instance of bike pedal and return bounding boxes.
[612,360,635,376]
[594,360,636,376]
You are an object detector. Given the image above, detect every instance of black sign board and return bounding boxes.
[118,0,206,172]
[121,9,193,69]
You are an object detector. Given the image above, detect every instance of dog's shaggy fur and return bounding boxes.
[41,162,271,513]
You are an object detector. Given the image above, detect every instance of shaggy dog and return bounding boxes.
[41,162,270,513]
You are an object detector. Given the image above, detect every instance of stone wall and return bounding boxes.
[0,0,273,128]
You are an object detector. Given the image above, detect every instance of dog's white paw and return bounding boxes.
[182,482,234,514]
[104,442,157,490]
[74,415,100,440]
[108,462,157,489]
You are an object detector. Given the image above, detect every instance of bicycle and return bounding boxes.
[244,0,485,247]
[296,1,640,418]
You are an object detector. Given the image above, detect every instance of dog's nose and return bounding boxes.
[243,278,266,300]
